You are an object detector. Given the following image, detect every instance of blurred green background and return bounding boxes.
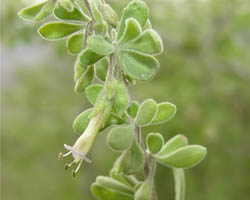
[1,0,250,200]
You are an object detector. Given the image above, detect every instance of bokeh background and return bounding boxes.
[1,0,250,200]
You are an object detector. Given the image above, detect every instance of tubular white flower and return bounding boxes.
[59,112,104,177]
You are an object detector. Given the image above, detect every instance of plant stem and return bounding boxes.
[83,0,95,22]
[173,168,185,200]
[135,126,158,200]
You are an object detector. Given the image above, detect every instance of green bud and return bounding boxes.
[101,3,118,27]
[113,79,129,116]
[90,89,107,117]
[106,75,117,99]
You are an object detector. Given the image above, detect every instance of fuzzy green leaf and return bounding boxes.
[135,99,157,127]
[95,57,108,82]
[124,29,163,55]
[157,134,188,157]
[34,1,54,21]
[121,51,159,81]
[156,145,207,169]
[134,178,153,200]
[74,56,87,81]
[86,84,104,105]
[73,108,92,134]
[74,65,94,94]
[124,139,145,175]
[67,32,84,54]
[146,133,164,154]
[54,3,89,22]
[59,0,74,12]
[96,176,134,195]
[91,183,133,200]
[38,22,84,40]
[117,0,149,40]
[91,0,104,23]
[151,102,177,125]
[119,18,141,45]
[101,3,118,27]
[103,114,125,131]
[113,79,129,116]
[87,35,114,55]
[18,1,47,21]
[126,100,139,119]
[79,48,104,65]
[107,124,135,152]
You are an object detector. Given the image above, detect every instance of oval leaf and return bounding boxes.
[96,176,134,195]
[146,133,164,154]
[74,65,94,94]
[107,124,135,152]
[121,51,159,81]
[79,48,104,65]
[91,183,133,200]
[73,108,92,134]
[95,57,108,82]
[18,1,50,21]
[33,1,54,22]
[157,134,188,157]
[135,99,157,127]
[156,145,207,169]
[67,32,84,54]
[134,178,153,200]
[119,18,141,45]
[87,35,114,55]
[124,139,145,175]
[59,0,74,12]
[54,3,89,22]
[38,22,84,40]
[74,56,87,81]
[101,3,118,27]
[151,102,177,125]
[86,84,104,105]
[113,79,129,116]
[117,0,149,40]
[126,100,139,119]
[124,29,163,55]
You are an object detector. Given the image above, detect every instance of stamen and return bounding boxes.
[64,160,75,171]
[72,160,83,178]
[58,151,72,160]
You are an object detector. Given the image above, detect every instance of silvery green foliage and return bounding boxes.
[18,0,207,199]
